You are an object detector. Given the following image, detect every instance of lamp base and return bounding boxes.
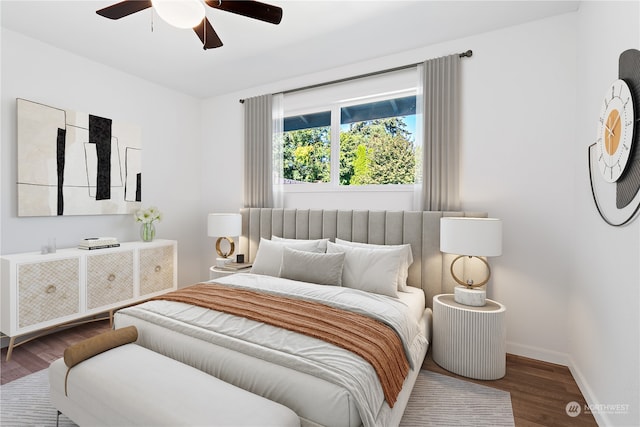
[215,257,232,268]
[454,285,486,306]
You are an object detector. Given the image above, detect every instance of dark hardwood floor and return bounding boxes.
[2,320,597,426]
[1,320,112,385]
[423,352,597,426]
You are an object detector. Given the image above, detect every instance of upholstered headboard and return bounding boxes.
[239,209,486,307]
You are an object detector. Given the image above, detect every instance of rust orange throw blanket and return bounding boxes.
[153,282,409,407]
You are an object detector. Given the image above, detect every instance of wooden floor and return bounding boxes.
[2,320,597,426]
[423,353,597,426]
[1,320,112,385]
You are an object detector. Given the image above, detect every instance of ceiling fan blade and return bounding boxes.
[204,0,283,25]
[97,0,152,20]
[194,17,224,50]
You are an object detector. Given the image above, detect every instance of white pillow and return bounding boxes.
[251,238,322,277]
[334,238,413,291]
[280,247,345,286]
[326,241,404,298]
[271,236,329,252]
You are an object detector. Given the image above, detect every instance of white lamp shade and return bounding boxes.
[207,213,242,237]
[440,217,502,257]
[152,0,205,29]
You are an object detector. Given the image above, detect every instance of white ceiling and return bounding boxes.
[1,1,579,99]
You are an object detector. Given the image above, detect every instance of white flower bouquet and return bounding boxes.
[135,206,162,241]
[135,206,162,224]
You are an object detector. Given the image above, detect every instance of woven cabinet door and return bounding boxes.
[139,244,174,296]
[17,258,80,328]
[86,250,134,310]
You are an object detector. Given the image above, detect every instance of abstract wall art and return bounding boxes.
[17,99,142,216]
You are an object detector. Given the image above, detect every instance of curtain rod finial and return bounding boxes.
[460,50,473,58]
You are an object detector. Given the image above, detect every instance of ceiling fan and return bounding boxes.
[97,0,283,50]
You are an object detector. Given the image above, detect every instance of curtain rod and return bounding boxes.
[239,50,472,103]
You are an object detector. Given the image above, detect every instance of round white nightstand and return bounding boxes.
[432,293,506,380]
[209,266,236,280]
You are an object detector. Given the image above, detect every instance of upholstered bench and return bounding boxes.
[49,337,300,426]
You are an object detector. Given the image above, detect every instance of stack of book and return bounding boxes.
[217,262,253,271]
[78,237,120,250]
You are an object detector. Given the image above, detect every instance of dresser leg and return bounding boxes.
[6,336,15,362]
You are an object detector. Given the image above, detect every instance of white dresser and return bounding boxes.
[1,239,177,360]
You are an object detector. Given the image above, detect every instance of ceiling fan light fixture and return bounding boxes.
[151,0,206,29]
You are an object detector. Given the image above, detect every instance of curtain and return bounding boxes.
[243,94,284,208]
[414,54,461,211]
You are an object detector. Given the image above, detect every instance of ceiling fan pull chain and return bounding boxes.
[151,8,154,33]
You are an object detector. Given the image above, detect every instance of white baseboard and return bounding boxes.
[506,341,569,366]
[567,356,610,427]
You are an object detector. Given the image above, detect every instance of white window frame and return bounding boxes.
[283,87,418,194]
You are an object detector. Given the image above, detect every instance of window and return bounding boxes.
[281,68,418,190]
[339,96,416,185]
[283,111,331,184]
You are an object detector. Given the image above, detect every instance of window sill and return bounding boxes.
[283,184,416,194]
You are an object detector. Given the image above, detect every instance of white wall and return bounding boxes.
[459,12,577,364]
[199,92,245,271]
[202,12,577,364]
[1,29,203,287]
[570,2,639,426]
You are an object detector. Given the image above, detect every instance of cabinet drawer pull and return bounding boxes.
[155,265,162,273]
[108,274,116,282]
[45,285,56,294]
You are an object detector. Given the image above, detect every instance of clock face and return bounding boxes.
[596,79,635,182]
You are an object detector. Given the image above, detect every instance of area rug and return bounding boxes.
[1,369,74,427]
[400,370,514,426]
[1,368,514,426]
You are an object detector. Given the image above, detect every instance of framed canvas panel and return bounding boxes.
[17,99,142,216]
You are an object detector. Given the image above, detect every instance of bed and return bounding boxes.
[114,209,485,427]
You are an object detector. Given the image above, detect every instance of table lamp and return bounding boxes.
[207,213,242,267]
[440,217,503,306]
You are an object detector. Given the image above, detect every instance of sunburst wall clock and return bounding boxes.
[589,49,640,226]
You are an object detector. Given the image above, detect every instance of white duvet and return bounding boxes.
[116,273,428,427]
